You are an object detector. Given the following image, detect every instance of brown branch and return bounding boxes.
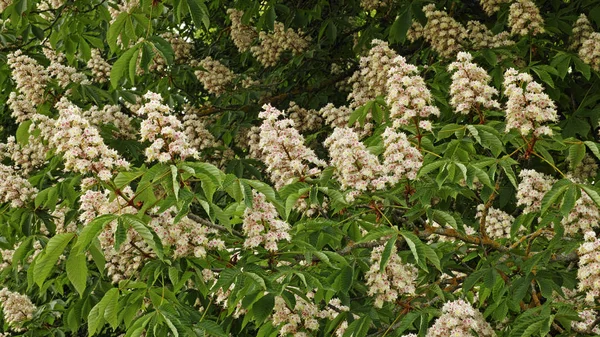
[187,213,244,237]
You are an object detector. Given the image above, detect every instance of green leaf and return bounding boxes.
[148,36,174,65]
[187,0,210,30]
[389,9,411,43]
[252,294,275,325]
[560,185,578,216]
[540,179,571,215]
[431,210,457,229]
[198,320,228,337]
[107,13,128,52]
[573,56,591,80]
[585,141,600,161]
[16,120,32,145]
[379,235,397,272]
[580,184,600,210]
[88,288,119,335]
[120,214,164,259]
[568,143,585,170]
[34,233,75,287]
[110,45,140,88]
[171,165,180,201]
[532,67,554,88]
[66,252,87,296]
[73,214,117,253]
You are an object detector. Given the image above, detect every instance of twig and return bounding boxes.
[187,213,244,237]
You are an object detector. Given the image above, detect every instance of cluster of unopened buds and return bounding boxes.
[479,0,511,16]
[227,8,257,52]
[250,22,310,67]
[87,49,111,83]
[287,101,322,133]
[195,57,235,96]
[421,4,468,58]
[83,104,136,139]
[467,21,514,50]
[507,0,545,36]
[561,190,600,236]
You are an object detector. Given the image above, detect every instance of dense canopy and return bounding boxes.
[1,0,600,336]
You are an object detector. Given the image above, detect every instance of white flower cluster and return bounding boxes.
[503,68,558,136]
[182,110,218,151]
[83,104,136,139]
[258,104,326,189]
[79,187,151,283]
[578,231,600,303]
[0,288,36,331]
[360,0,389,11]
[319,103,352,129]
[0,245,15,270]
[195,57,235,96]
[108,0,139,23]
[516,169,556,213]
[7,50,49,105]
[479,0,511,15]
[0,164,37,207]
[475,204,518,239]
[245,125,263,159]
[150,211,225,259]
[6,92,37,122]
[251,21,310,67]
[407,21,424,43]
[561,191,600,236]
[227,9,257,53]
[287,101,322,133]
[508,0,545,36]
[365,244,418,308]
[380,127,423,184]
[422,4,468,58]
[325,126,422,201]
[573,154,598,181]
[448,52,500,116]
[0,135,47,174]
[579,32,600,72]
[348,39,398,109]
[51,102,130,181]
[386,55,440,129]
[467,21,515,50]
[87,49,111,83]
[137,92,198,163]
[0,0,11,12]
[272,292,349,337]
[570,14,594,50]
[242,191,291,251]
[324,127,383,198]
[427,299,496,337]
[162,32,193,63]
[44,47,89,88]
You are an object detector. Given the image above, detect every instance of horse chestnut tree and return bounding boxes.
[0,0,600,336]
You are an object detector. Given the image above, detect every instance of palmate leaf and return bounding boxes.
[34,233,75,287]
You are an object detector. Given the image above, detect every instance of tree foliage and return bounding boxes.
[1,0,600,336]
